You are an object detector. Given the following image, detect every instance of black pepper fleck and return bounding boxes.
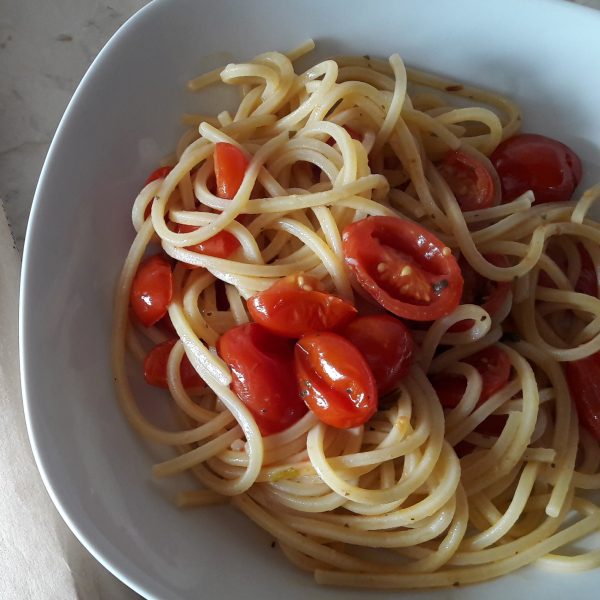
[432,279,449,295]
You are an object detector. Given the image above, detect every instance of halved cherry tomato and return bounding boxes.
[564,351,600,442]
[343,216,463,322]
[247,273,358,338]
[431,346,511,409]
[295,332,377,429]
[490,133,582,205]
[217,323,306,435]
[145,165,173,185]
[451,254,512,332]
[538,243,597,296]
[144,339,205,389]
[130,255,173,327]
[214,143,249,199]
[341,314,414,395]
[177,223,240,262]
[438,150,496,211]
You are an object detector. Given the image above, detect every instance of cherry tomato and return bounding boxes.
[438,150,496,211]
[217,323,307,435]
[342,216,463,321]
[130,255,173,327]
[214,142,249,199]
[145,165,173,185]
[177,223,240,262]
[451,254,511,332]
[341,314,414,395]
[538,243,597,296]
[564,351,600,442]
[431,346,511,409]
[247,273,358,338]
[144,339,205,389]
[490,133,582,204]
[295,332,377,429]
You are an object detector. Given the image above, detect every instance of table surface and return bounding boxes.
[2,0,599,598]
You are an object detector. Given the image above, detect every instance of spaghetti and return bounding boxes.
[112,41,600,588]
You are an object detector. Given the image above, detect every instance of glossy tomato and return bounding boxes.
[438,150,496,211]
[247,273,357,338]
[177,222,240,262]
[451,254,512,332]
[295,332,377,429]
[564,351,600,442]
[144,339,205,390]
[145,165,173,185]
[130,255,173,327]
[341,314,414,394]
[214,143,249,199]
[431,346,511,409]
[490,133,582,204]
[217,323,306,435]
[343,216,463,321]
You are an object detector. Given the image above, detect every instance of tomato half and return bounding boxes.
[341,314,414,395]
[451,254,511,332]
[438,150,496,211]
[177,223,240,262]
[564,351,600,442]
[217,323,306,436]
[295,332,377,429]
[342,216,463,321]
[247,273,357,338]
[431,346,511,409]
[144,339,205,390]
[214,142,249,199]
[130,255,173,327]
[490,133,582,205]
[538,243,597,297]
[145,165,173,185]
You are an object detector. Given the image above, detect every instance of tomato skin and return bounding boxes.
[432,346,511,409]
[564,352,600,442]
[214,143,249,199]
[451,254,512,332]
[145,165,173,185]
[490,133,582,205]
[341,314,414,395]
[177,223,240,262]
[144,339,205,389]
[575,245,598,297]
[217,323,307,436]
[130,255,173,327]
[295,332,378,429]
[438,150,496,211]
[342,216,463,321]
[247,274,358,338]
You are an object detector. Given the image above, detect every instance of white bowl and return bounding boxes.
[20,0,600,598]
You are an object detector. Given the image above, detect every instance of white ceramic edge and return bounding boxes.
[18,0,600,599]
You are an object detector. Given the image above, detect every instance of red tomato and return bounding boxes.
[431,346,511,409]
[490,133,582,204]
[575,245,598,297]
[247,273,358,338]
[130,255,173,327]
[144,339,205,389]
[295,332,377,429]
[564,351,600,442]
[438,150,496,211]
[145,165,173,185]
[342,216,463,321]
[217,323,307,435]
[341,314,414,395]
[214,143,249,199]
[177,223,240,262]
[451,255,512,332]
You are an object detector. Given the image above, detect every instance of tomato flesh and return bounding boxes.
[217,323,306,435]
[343,216,463,321]
[177,222,240,262]
[341,314,414,395]
[144,339,205,389]
[214,143,249,199]
[490,133,582,204]
[295,332,377,429]
[130,255,173,327]
[438,150,496,211]
[564,351,600,442]
[247,273,357,338]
